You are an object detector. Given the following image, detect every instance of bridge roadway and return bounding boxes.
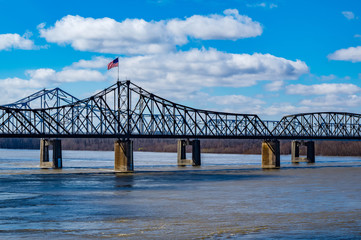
[1,80,361,171]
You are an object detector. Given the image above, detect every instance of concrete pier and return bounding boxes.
[177,139,201,166]
[114,140,134,172]
[307,141,315,163]
[262,140,280,169]
[40,139,62,169]
[192,140,201,166]
[291,140,300,162]
[291,140,315,163]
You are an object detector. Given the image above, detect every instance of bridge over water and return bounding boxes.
[1,80,361,171]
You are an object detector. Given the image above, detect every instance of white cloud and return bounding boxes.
[300,94,361,108]
[259,94,361,117]
[70,56,112,69]
[0,48,309,116]
[114,48,308,100]
[354,34,361,39]
[319,74,337,81]
[209,100,311,117]
[305,73,350,82]
[0,33,35,51]
[269,3,278,9]
[204,93,361,118]
[0,68,106,104]
[282,83,361,114]
[25,68,106,83]
[246,2,278,9]
[262,103,310,117]
[253,99,358,117]
[342,11,356,20]
[39,10,262,54]
[167,9,262,41]
[209,94,265,106]
[247,3,266,7]
[328,46,361,62]
[196,94,265,115]
[286,83,360,95]
[264,81,284,91]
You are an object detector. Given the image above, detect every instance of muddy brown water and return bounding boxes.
[0,149,360,239]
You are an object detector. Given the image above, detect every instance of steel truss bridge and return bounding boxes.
[1,80,361,140]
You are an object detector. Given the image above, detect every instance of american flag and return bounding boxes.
[107,58,119,70]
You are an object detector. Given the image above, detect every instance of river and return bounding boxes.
[0,149,360,239]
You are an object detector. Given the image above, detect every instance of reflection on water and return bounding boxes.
[0,149,360,239]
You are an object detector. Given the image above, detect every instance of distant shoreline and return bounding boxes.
[1,138,361,157]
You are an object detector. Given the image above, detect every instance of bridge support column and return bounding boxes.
[40,139,51,168]
[306,141,315,163]
[177,139,201,166]
[291,140,315,163]
[114,140,134,173]
[192,140,201,166]
[291,141,300,163]
[177,140,187,165]
[40,139,62,169]
[262,140,280,169]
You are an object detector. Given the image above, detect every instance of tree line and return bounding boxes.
[1,138,361,156]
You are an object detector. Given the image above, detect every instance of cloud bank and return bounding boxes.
[0,67,106,104]
[113,48,309,98]
[0,48,309,107]
[286,83,360,95]
[0,10,317,117]
[39,9,262,54]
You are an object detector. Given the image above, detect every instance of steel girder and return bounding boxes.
[3,88,79,109]
[272,112,361,139]
[0,81,271,138]
[1,81,361,140]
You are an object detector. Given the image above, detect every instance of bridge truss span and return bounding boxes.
[128,81,272,138]
[2,81,361,140]
[272,112,361,140]
[0,81,273,139]
[3,80,361,171]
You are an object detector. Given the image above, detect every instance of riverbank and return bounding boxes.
[2,138,361,157]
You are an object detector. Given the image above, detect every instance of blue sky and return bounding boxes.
[0,0,361,119]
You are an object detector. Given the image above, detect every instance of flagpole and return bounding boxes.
[117,57,120,82]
